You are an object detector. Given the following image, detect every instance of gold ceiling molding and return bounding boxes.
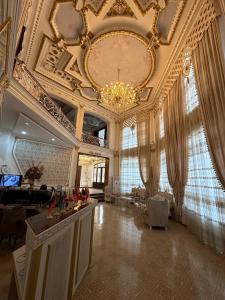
[84,0,107,16]
[104,0,137,19]
[154,0,217,112]
[25,0,45,64]
[154,0,187,45]
[133,0,162,15]
[35,35,82,91]
[166,0,187,44]
[0,17,11,84]
[49,0,88,46]
[84,30,156,90]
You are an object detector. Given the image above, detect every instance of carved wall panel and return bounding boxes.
[14,139,73,186]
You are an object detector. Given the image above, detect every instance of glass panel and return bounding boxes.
[120,156,143,194]
[102,168,105,183]
[121,126,138,150]
[159,149,172,193]
[184,66,199,114]
[93,168,97,182]
[184,126,225,223]
[159,110,164,138]
[97,168,102,183]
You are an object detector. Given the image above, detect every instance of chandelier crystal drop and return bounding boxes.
[99,68,138,114]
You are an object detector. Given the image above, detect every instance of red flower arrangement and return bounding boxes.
[25,162,44,180]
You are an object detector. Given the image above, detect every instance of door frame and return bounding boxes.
[75,152,110,190]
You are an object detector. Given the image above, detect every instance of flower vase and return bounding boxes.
[28,179,35,189]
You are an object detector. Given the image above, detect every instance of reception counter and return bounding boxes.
[9,203,96,300]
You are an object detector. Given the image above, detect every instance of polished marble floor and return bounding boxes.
[74,204,225,300]
[1,204,225,300]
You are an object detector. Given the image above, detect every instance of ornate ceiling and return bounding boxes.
[21,0,202,118]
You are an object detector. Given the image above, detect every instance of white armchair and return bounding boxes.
[146,195,169,229]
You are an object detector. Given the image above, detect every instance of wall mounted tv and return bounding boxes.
[0,174,23,187]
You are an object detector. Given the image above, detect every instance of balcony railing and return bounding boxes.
[82,132,108,148]
[13,60,75,135]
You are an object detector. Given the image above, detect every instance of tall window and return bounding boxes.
[184,66,225,225]
[184,127,225,223]
[159,109,164,138]
[158,109,171,193]
[159,149,172,193]
[120,117,143,194]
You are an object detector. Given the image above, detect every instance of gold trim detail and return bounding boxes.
[0,17,11,84]
[84,30,156,90]
[133,0,160,15]
[104,0,137,19]
[84,0,108,16]
[49,0,88,46]
[154,0,216,112]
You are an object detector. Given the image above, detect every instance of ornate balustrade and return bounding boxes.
[13,60,75,135]
[82,132,108,148]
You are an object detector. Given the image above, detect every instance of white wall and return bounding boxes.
[13,139,73,186]
[80,164,93,187]
[0,130,19,174]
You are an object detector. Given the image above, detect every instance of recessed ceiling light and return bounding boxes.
[51,138,55,141]
[21,131,27,135]
[25,122,29,126]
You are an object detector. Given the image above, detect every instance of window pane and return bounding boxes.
[97,168,101,183]
[184,126,225,223]
[120,156,143,194]
[102,167,105,183]
[159,149,172,193]
[121,126,138,150]
[184,66,199,114]
[93,168,97,182]
[159,110,164,138]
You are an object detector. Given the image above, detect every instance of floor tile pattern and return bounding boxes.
[74,204,225,300]
[1,204,225,300]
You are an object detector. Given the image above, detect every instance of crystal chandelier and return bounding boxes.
[99,69,137,114]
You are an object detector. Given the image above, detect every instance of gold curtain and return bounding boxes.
[136,111,160,196]
[136,112,151,194]
[151,112,160,195]
[192,20,225,189]
[163,75,187,221]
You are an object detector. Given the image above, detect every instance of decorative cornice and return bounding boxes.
[24,0,45,64]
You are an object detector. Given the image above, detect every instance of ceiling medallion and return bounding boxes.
[84,30,155,114]
[99,68,138,114]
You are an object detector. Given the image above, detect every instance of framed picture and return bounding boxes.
[0,17,11,84]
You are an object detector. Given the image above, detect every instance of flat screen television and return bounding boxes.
[0,174,23,187]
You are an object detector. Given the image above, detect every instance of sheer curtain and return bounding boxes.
[136,112,151,193]
[159,149,172,193]
[193,20,225,190]
[136,112,159,196]
[183,66,225,254]
[163,75,187,221]
[158,110,172,193]
[120,117,143,194]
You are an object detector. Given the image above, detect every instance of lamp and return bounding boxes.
[99,68,138,114]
